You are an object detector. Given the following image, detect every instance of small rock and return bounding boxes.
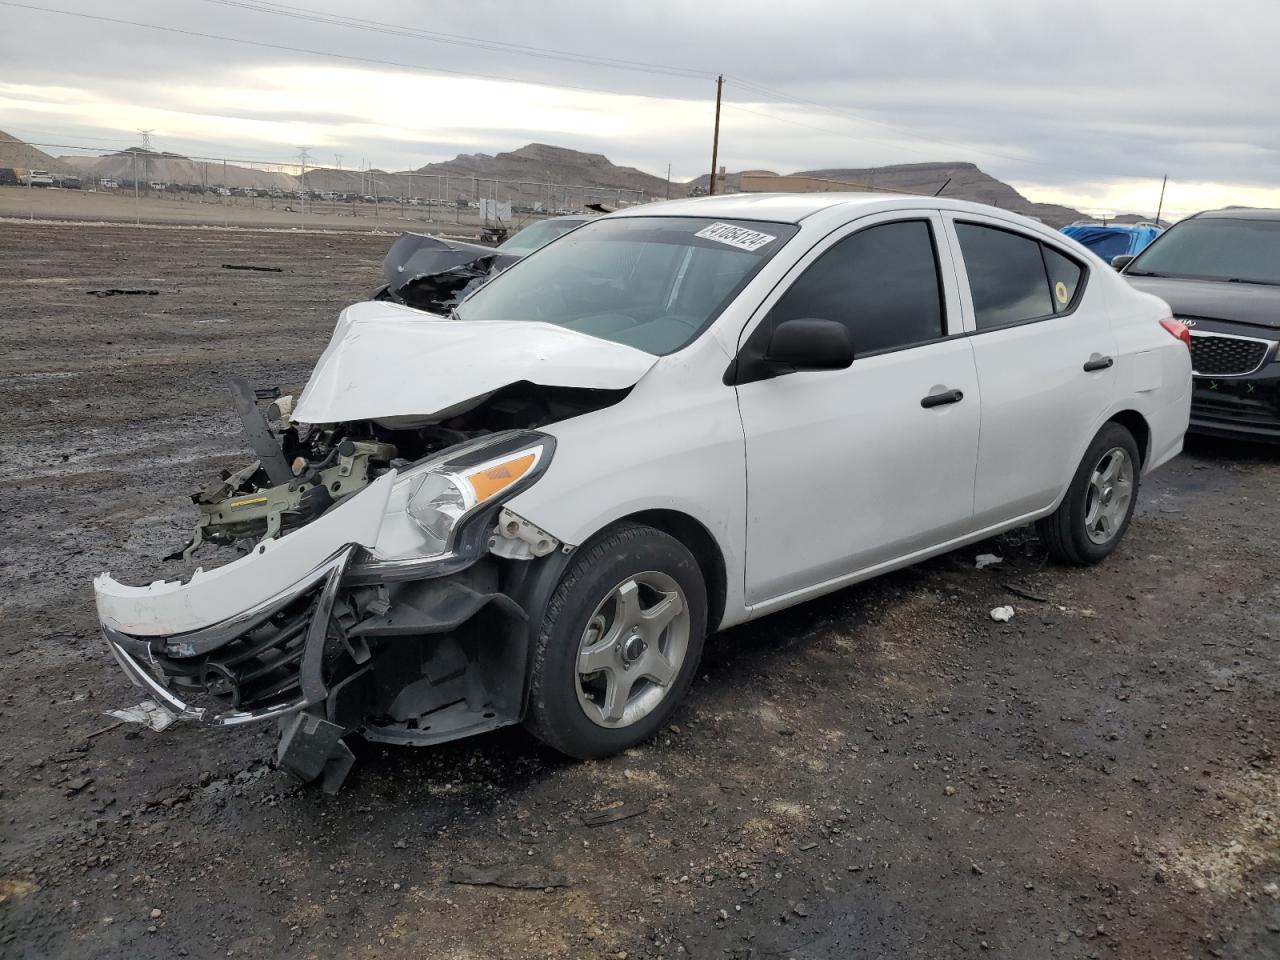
[150,908,162,919]
[970,863,985,876]
[792,903,809,918]
[944,785,957,797]
[717,909,728,922]
[989,606,1015,623]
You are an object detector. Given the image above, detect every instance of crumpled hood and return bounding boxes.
[292,301,658,424]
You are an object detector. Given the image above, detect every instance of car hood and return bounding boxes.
[1125,275,1280,329]
[292,300,658,425]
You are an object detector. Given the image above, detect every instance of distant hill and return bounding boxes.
[4,128,1085,223]
[0,129,72,174]
[690,161,1083,226]
[58,148,299,190]
[303,142,678,206]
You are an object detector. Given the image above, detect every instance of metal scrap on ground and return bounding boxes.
[447,865,571,889]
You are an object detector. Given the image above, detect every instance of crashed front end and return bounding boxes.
[95,300,653,792]
[98,432,559,790]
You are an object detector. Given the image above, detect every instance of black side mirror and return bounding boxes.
[766,318,854,370]
[1111,254,1135,271]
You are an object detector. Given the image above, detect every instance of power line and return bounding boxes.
[0,1,684,101]
[3,0,1054,170]
[198,0,715,81]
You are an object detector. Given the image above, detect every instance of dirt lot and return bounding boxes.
[0,220,1276,960]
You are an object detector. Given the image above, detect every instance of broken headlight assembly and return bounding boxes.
[355,430,556,573]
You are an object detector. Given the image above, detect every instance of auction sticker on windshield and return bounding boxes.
[695,222,777,252]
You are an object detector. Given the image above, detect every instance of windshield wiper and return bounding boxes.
[1124,270,1165,278]
[1224,277,1280,286]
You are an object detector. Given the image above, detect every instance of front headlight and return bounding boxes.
[405,446,544,542]
[379,431,554,561]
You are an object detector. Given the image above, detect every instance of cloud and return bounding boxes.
[3,0,1279,212]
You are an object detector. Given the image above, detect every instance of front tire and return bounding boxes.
[1037,422,1141,565]
[524,523,707,759]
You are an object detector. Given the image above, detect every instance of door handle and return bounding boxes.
[1083,355,1114,372]
[920,388,964,408]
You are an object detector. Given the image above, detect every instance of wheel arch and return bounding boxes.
[1107,408,1151,467]
[615,509,728,634]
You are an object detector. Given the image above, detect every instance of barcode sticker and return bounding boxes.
[694,222,777,252]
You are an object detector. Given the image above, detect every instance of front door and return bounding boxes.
[736,213,981,610]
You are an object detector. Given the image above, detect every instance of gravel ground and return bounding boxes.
[0,220,1276,960]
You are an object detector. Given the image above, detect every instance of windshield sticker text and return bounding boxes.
[694,222,776,252]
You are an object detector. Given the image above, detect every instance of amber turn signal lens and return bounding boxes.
[465,452,537,502]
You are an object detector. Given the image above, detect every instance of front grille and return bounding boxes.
[1189,333,1272,376]
[157,585,323,713]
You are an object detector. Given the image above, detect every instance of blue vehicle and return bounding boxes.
[1061,222,1163,264]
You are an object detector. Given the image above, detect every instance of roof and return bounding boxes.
[612,192,917,224]
[1193,208,1280,221]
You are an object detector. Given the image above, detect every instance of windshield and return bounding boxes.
[497,218,586,255]
[455,216,797,355]
[1128,216,1280,285]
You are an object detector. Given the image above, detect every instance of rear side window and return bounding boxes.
[956,223,1086,329]
[766,220,945,354]
[1043,246,1083,314]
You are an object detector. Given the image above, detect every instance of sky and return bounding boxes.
[2,0,1279,219]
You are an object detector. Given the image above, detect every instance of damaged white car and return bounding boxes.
[95,194,1191,791]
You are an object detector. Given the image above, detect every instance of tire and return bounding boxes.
[525,522,707,759]
[1037,422,1141,565]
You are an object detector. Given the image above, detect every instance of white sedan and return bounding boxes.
[95,193,1191,790]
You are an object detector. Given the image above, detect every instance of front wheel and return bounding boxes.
[524,523,706,759]
[1037,422,1141,565]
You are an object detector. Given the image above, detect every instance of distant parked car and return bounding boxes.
[374,216,594,314]
[1120,208,1280,441]
[1061,221,1162,263]
[496,215,593,256]
[22,169,54,187]
[99,177,118,189]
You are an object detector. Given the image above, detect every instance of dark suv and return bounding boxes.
[1118,208,1280,441]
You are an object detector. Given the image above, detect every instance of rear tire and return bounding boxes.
[1037,422,1141,565]
[525,523,707,759]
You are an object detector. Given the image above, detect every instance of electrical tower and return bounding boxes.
[297,147,310,215]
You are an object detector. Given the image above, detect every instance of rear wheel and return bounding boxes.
[525,523,706,759]
[1037,422,1140,565]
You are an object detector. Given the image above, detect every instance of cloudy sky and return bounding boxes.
[2,0,1279,217]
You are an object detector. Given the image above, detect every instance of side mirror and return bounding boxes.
[1111,254,1135,271]
[766,318,854,370]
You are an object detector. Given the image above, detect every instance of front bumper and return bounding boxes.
[1190,364,1280,441]
[103,548,351,725]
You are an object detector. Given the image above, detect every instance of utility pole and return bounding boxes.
[666,163,671,200]
[707,74,723,196]
[297,147,309,217]
[137,128,154,190]
[1154,174,1168,226]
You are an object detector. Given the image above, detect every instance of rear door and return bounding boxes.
[941,213,1116,526]
[736,212,981,608]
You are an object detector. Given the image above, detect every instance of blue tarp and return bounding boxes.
[1060,223,1162,261]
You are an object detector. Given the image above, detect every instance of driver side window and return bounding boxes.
[766,219,946,355]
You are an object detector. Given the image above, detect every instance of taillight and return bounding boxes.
[1159,318,1191,347]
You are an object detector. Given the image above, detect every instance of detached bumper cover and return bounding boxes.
[95,471,396,637]
[104,548,351,725]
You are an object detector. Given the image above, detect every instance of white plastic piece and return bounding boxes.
[989,605,1015,623]
[975,553,1003,569]
[105,700,177,732]
[489,508,559,560]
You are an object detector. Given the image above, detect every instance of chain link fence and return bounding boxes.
[3,136,667,234]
